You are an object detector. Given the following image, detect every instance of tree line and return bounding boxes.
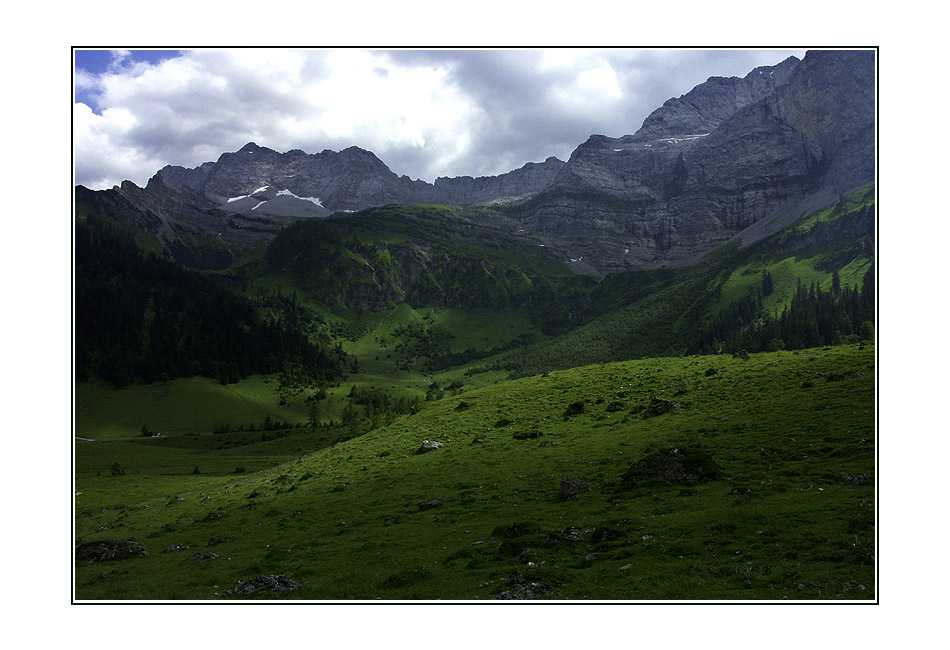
[687,267,875,354]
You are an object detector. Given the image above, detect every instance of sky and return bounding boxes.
[73,47,806,190]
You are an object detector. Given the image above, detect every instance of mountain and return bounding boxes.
[79,49,873,275]
[511,50,875,272]
[97,144,564,269]
[158,143,566,212]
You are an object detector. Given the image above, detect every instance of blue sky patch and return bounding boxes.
[74,49,182,109]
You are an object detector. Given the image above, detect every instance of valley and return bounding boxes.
[73,48,876,602]
[73,185,875,600]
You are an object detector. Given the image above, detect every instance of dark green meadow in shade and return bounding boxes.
[75,344,874,601]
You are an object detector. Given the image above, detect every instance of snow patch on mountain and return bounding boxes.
[276,189,324,207]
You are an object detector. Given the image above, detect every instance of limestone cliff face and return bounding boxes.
[511,50,875,272]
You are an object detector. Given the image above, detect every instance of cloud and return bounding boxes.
[73,48,805,190]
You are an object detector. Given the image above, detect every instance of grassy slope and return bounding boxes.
[75,344,874,600]
[75,376,310,440]
[712,185,876,316]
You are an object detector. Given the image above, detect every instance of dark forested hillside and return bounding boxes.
[76,214,344,386]
[263,204,590,313]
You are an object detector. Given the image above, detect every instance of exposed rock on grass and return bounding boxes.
[621,447,719,487]
[162,543,189,553]
[494,576,554,600]
[513,430,542,440]
[76,540,149,563]
[644,396,679,417]
[226,575,304,596]
[416,440,444,454]
[561,527,587,542]
[417,498,444,511]
[492,522,541,538]
[558,477,590,499]
[562,401,586,419]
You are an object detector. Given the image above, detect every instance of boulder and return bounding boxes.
[226,575,304,596]
[561,527,586,542]
[839,472,871,485]
[558,478,590,499]
[75,540,149,563]
[417,498,444,511]
[416,440,444,454]
[621,447,720,487]
[162,543,188,553]
[562,401,586,419]
[512,430,542,440]
[494,582,554,600]
[644,396,679,417]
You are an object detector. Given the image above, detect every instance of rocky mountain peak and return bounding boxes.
[514,49,873,272]
[630,54,800,143]
[88,49,873,275]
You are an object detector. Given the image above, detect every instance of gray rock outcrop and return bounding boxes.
[75,540,149,563]
[558,477,590,499]
[416,440,444,454]
[225,574,304,596]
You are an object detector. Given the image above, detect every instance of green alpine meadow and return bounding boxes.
[73,48,876,602]
[76,345,874,600]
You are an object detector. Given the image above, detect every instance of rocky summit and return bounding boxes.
[78,49,874,274]
[154,142,565,215]
[511,50,875,272]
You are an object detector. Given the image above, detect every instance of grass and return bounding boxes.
[712,253,873,320]
[75,375,310,440]
[794,185,874,234]
[75,344,875,601]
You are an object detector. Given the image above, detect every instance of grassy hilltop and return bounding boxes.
[75,344,874,600]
